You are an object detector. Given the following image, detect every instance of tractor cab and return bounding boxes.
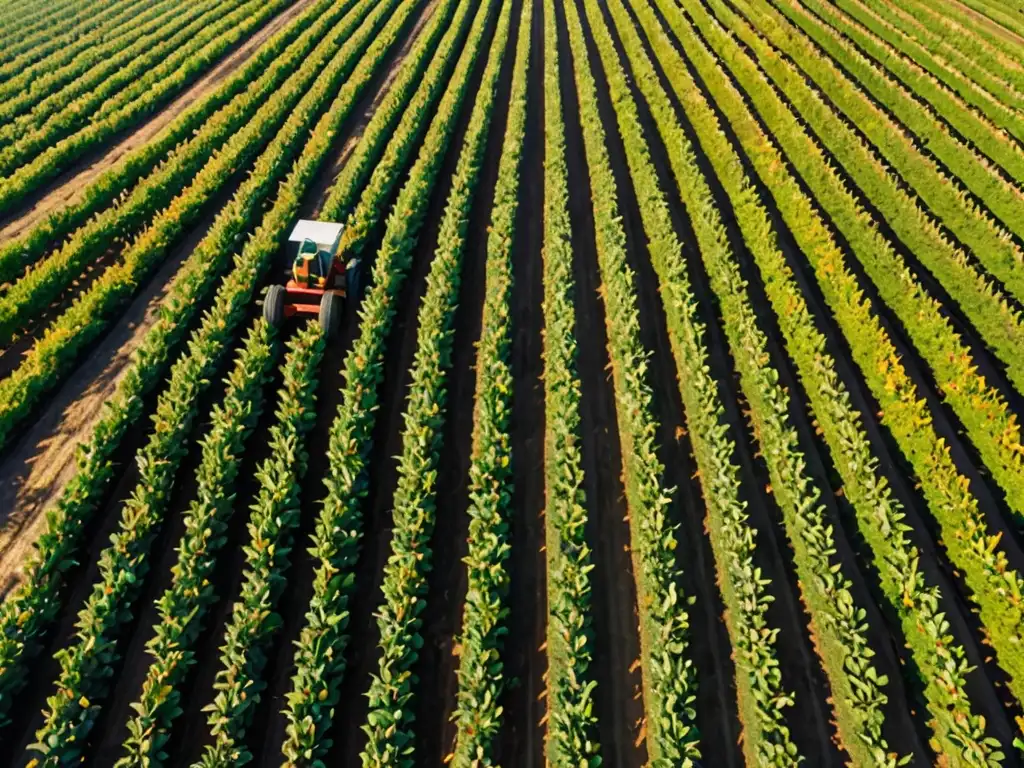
[262,219,361,337]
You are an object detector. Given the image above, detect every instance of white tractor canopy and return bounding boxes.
[287,219,344,257]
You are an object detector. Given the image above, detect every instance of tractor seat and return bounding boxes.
[293,238,329,287]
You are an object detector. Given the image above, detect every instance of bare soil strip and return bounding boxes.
[492,3,546,764]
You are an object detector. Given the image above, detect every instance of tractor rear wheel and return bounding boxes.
[319,291,342,338]
[263,284,285,326]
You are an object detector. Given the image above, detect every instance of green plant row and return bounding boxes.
[899,0,1024,93]
[831,0,1024,142]
[0,0,368,349]
[562,0,718,762]
[0,0,409,731]
[763,0,1024,228]
[620,0,997,760]
[930,0,1024,56]
[0,0,169,99]
[115,324,277,768]
[683,0,1024,527]
[25,0,408,748]
[25,330,277,768]
[768,0,1024,186]
[857,0,1023,111]
[358,0,514,762]
[653,0,1024,752]
[0,0,201,129]
[278,0,499,759]
[535,1,601,763]
[0,0,260,174]
[0,0,134,73]
[193,322,325,767]
[586,0,904,761]
[0,0,83,46]
[0,0,387,453]
[317,0,476,226]
[0,0,337,289]
[448,0,531,763]
[731,0,1024,303]
[0,0,292,215]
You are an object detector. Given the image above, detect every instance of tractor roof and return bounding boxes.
[288,219,344,253]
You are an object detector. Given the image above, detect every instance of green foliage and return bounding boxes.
[0,0,236,143]
[0,0,292,215]
[0,0,339,288]
[684,0,1024,538]
[561,0,715,762]
[448,0,531,763]
[0,0,394,453]
[0,0,411,732]
[115,320,278,767]
[535,1,601,763]
[588,0,905,762]
[357,2,514,763]
[279,0,501,760]
[829,0,1024,142]
[643,0,1011,758]
[194,323,325,767]
[0,0,368,347]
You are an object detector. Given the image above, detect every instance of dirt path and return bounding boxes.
[493,0,546,762]
[0,0,319,245]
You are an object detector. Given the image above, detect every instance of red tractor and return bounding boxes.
[262,219,362,337]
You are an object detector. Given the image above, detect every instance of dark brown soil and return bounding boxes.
[491,0,547,763]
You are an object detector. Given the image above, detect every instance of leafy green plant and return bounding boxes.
[447,0,531,763]
[0,0,414,731]
[646,0,1013,757]
[0,0,292,214]
[279,0,501,758]
[193,322,325,767]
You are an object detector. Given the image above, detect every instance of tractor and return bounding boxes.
[262,219,361,338]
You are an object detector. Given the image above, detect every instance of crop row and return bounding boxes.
[620,0,997,759]
[278,0,498,759]
[758,0,1024,233]
[0,0,386,452]
[0,0,174,102]
[898,0,1024,93]
[0,0,215,135]
[116,322,277,767]
[358,0,514,760]
[0,0,410,733]
[0,0,337,288]
[0,0,261,175]
[729,0,1024,314]
[561,0,719,761]
[655,0,1024,747]
[854,0,1023,112]
[831,0,1024,142]
[0,0,291,216]
[531,0,601,763]
[0,0,134,73]
[618,1,1003,760]
[23,0,409,754]
[318,0,476,227]
[193,323,324,766]
[683,0,1024,531]
[448,0,531,763]
[937,0,1024,54]
[585,0,905,762]
[0,0,368,350]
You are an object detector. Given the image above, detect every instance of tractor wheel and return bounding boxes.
[346,260,362,302]
[263,284,285,326]
[319,291,342,338]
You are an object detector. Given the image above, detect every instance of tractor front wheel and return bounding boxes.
[263,284,285,326]
[319,291,342,338]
